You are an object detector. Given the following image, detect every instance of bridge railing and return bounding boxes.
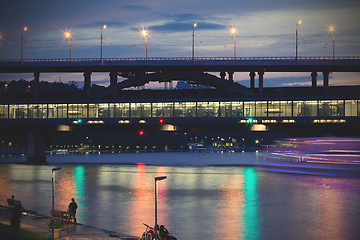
[1,56,360,63]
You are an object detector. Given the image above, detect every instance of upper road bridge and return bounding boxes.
[1,56,360,98]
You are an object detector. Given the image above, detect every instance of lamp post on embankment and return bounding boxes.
[51,167,61,240]
[154,176,167,240]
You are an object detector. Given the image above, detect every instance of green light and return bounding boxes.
[246,117,254,124]
[77,119,82,124]
[74,166,86,223]
[244,168,260,240]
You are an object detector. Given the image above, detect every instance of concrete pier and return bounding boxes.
[84,71,92,98]
[27,132,46,164]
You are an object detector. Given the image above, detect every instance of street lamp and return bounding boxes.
[51,167,61,240]
[101,24,107,62]
[64,29,72,60]
[192,23,197,60]
[296,20,302,60]
[328,25,335,59]
[154,176,167,240]
[140,27,148,59]
[230,26,237,59]
[21,26,28,63]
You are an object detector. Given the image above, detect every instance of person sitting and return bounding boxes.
[159,225,169,240]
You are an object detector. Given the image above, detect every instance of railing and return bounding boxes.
[1,56,360,63]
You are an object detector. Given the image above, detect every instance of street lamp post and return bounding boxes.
[51,167,61,240]
[101,25,107,62]
[230,26,237,59]
[140,28,148,60]
[296,20,302,60]
[64,30,72,60]
[21,26,28,64]
[192,23,197,60]
[154,176,167,240]
[328,25,335,59]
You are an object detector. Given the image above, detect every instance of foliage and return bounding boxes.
[48,220,64,229]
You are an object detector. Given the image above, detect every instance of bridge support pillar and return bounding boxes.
[311,72,317,88]
[33,72,40,99]
[109,71,118,86]
[220,71,226,80]
[84,71,92,98]
[258,71,264,95]
[323,71,329,95]
[249,72,255,89]
[228,71,234,82]
[27,132,46,164]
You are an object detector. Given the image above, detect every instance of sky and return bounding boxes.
[0,0,359,88]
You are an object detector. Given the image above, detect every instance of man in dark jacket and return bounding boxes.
[67,198,78,223]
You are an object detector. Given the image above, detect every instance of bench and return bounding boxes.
[6,198,22,208]
[51,210,68,222]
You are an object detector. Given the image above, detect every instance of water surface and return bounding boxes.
[0,151,359,239]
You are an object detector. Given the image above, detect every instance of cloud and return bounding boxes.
[122,5,151,12]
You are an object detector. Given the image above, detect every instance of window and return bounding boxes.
[0,105,8,119]
[131,103,151,118]
[197,102,219,117]
[293,101,317,117]
[174,102,196,117]
[152,102,173,117]
[319,100,344,117]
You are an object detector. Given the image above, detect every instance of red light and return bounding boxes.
[159,118,164,124]
[139,130,144,135]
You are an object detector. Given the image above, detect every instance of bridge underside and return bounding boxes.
[93,71,255,98]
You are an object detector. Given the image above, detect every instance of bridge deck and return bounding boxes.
[1,57,360,73]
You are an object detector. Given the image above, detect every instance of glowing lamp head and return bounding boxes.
[297,20,302,25]
[230,26,237,36]
[193,23,197,28]
[328,25,335,33]
[140,28,148,38]
[103,25,107,30]
[65,31,71,39]
[23,26,28,32]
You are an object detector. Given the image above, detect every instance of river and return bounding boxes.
[1,141,360,239]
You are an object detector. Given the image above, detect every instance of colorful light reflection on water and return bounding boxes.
[0,139,360,239]
[265,137,360,165]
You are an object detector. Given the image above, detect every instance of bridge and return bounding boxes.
[1,56,360,163]
[1,56,360,97]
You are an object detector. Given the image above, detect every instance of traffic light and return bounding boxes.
[139,130,144,136]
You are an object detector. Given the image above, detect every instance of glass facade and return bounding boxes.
[0,99,358,120]
[130,103,151,118]
[174,102,196,117]
[319,100,344,117]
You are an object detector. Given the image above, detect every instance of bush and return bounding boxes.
[48,220,64,229]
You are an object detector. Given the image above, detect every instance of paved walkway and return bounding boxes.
[0,206,139,239]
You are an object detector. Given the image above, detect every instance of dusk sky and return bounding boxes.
[1,0,359,88]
